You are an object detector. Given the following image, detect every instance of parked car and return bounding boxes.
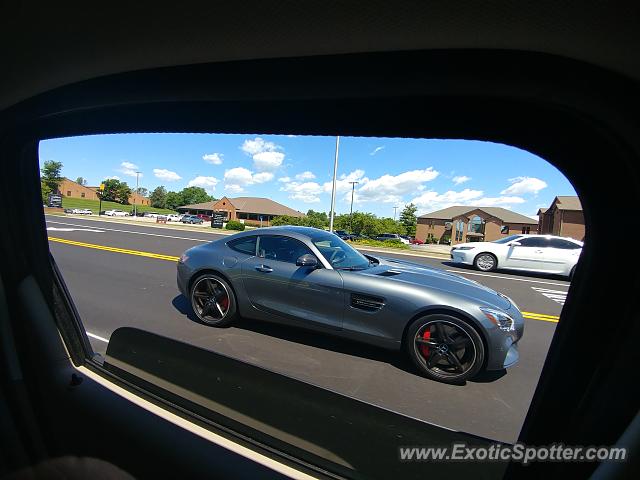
[144,212,159,218]
[71,208,92,215]
[181,214,204,224]
[166,214,181,221]
[333,230,355,241]
[177,226,524,383]
[63,208,74,214]
[450,234,583,278]
[409,237,425,245]
[104,209,128,217]
[196,213,212,221]
[374,233,410,245]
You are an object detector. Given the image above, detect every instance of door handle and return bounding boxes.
[255,265,273,273]
[534,249,544,253]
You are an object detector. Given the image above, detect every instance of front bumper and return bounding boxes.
[450,249,475,265]
[485,305,525,371]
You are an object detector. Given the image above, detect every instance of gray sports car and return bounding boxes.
[177,226,524,383]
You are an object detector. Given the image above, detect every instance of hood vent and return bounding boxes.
[351,294,385,312]
[376,270,402,277]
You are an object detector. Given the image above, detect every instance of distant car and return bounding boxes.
[450,234,583,278]
[410,237,425,245]
[181,215,204,224]
[63,208,74,213]
[166,214,181,221]
[104,209,128,217]
[333,230,355,241]
[144,212,159,218]
[71,208,92,215]
[375,233,410,245]
[196,213,212,221]
[177,226,524,383]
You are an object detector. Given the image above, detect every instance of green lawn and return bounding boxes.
[61,197,176,214]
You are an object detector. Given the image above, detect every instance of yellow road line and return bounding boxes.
[48,237,180,262]
[48,236,561,323]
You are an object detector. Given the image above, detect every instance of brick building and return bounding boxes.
[416,206,539,245]
[537,196,584,241]
[57,178,150,206]
[178,196,304,226]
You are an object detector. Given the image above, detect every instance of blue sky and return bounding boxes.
[39,134,576,219]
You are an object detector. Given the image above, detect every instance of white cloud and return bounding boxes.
[202,153,223,165]
[105,175,120,180]
[354,168,439,204]
[223,167,274,192]
[252,151,285,171]
[252,172,274,183]
[278,176,291,183]
[295,171,316,180]
[187,176,219,193]
[476,196,526,207]
[501,176,547,195]
[286,134,297,138]
[452,175,471,185]
[322,169,368,195]
[225,184,245,194]
[410,188,525,213]
[153,168,182,181]
[241,137,278,156]
[118,161,141,177]
[280,181,323,203]
[370,146,385,156]
[240,137,285,172]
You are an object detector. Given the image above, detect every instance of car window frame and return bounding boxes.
[517,237,549,248]
[256,234,318,266]
[227,235,258,256]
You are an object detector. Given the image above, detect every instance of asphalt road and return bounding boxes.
[46,215,570,444]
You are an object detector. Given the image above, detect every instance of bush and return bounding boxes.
[350,238,409,250]
[225,220,245,231]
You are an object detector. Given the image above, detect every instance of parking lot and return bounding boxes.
[46,214,568,444]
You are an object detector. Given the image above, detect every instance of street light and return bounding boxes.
[134,171,141,217]
[348,181,359,233]
[393,206,399,220]
[328,136,340,232]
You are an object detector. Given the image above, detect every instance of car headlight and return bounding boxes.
[480,307,515,332]
[456,246,475,250]
[179,253,189,263]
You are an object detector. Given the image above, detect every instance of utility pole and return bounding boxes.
[349,181,359,233]
[329,136,340,232]
[393,206,399,220]
[134,171,141,217]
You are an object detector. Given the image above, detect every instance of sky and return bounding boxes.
[39,133,576,219]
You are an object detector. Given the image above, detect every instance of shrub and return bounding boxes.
[350,238,409,250]
[225,220,245,231]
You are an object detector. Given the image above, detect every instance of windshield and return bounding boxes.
[492,234,523,244]
[310,231,371,270]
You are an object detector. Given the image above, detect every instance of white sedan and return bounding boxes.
[71,208,92,215]
[450,234,582,278]
[104,209,128,217]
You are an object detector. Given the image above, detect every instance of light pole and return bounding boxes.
[134,171,141,217]
[348,181,359,233]
[328,136,340,232]
[393,206,399,220]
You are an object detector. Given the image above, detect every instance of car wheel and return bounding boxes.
[405,314,485,383]
[569,265,576,280]
[190,273,238,327]
[474,252,497,272]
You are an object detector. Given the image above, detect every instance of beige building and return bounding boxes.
[178,196,304,226]
[57,178,150,206]
[537,196,584,241]
[416,206,539,245]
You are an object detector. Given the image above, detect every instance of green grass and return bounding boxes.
[350,239,410,250]
[61,197,176,214]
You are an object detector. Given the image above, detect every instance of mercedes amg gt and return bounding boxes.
[177,226,524,383]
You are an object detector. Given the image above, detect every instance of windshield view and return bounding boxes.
[41,133,582,448]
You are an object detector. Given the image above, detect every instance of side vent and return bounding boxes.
[376,270,402,277]
[351,294,385,312]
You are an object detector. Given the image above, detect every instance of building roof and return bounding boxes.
[553,196,583,211]
[180,197,304,217]
[537,207,548,214]
[419,205,538,224]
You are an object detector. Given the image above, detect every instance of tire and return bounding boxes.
[473,252,497,272]
[569,265,576,280]
[405,314,485,383]
[189,273,238,327]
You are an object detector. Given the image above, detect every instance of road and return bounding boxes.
[46,215,569,444]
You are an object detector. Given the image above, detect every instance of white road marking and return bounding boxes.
[531,287,568,305]
[445,269,570,287]
[86,331,109,343]
[47,227,104,233]
[46,220,210,243]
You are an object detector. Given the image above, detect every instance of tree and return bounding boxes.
[399,203,418,236]
[41,160,64,201]
[305,209,329,229]
[116,182,132,204]
[164,191,184,211]
[180,186,212,206]
[100,178,131,204]
[271,215,305,226]
[135,187,148,197]
[150,186,167,208]
[75,176,87,186]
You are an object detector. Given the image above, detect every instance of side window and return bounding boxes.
[518,237,548,248]
[258,236,313,264]
[549,238,581,250]
[227,236,257,256]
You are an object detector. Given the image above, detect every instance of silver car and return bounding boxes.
[177,226,524,383]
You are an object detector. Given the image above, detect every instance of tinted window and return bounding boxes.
[258,235,313,264]
[518,237,549,248]
[228,236,257,256]
[310,230,370,270]
[549,238,581,250]
[493,234,522,244]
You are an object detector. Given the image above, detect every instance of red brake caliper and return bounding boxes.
[219,295,229,311]
[419,329,431,357]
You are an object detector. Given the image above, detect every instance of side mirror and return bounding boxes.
[509,241,521,246]
[296,254,319,268]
